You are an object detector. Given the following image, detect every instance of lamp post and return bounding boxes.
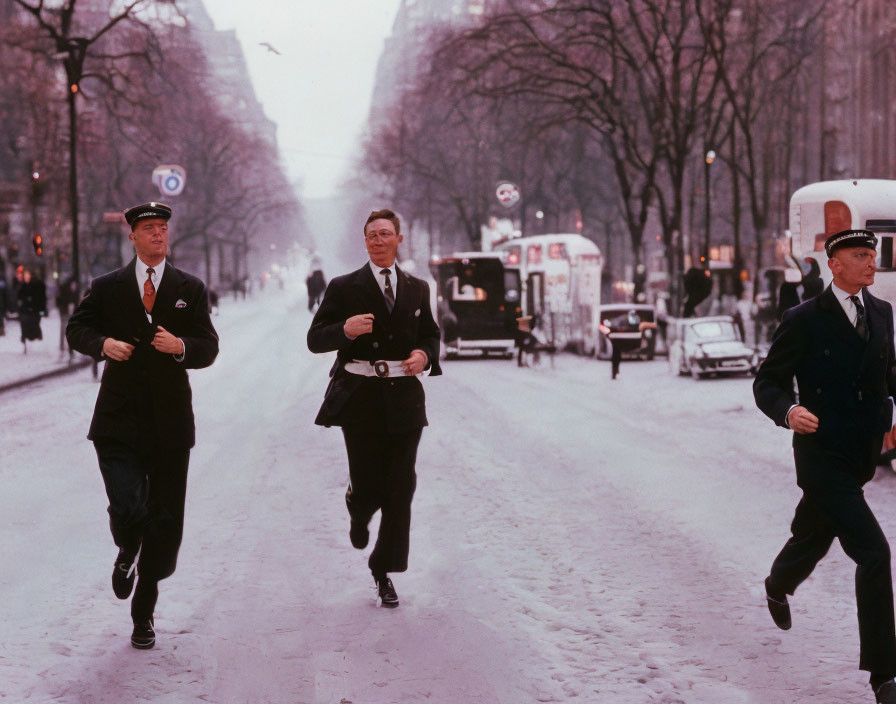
[56,36,88,288]
[703,149,716,266]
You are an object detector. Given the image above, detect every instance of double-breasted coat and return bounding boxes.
[754,284,896,485]
[66,258,219,450]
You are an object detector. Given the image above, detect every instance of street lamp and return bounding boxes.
[703,149,716,266]
[56,36,89,288]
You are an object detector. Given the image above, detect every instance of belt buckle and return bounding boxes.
[373,360,390,378]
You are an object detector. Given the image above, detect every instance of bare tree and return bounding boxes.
[9,0,178,286]
[696,0,825,277]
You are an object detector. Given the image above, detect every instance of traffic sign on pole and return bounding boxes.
[152,165,186,197]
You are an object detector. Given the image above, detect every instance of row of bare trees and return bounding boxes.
[362,0,842,306]
[0,0,303,291]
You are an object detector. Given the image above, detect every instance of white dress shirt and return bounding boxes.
[136,258,166,321]
[134,257,185,361]
[831,281,863,326]
[368,260,398,299]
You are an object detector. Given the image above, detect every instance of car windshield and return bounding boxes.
[689,321,738,340]
[603,308,654,328]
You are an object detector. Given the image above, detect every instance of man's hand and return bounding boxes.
[102,337,134,361]
[344,313,374,339]
[787,405,819,434]
[151,325,184,355]
[402,349,427,376]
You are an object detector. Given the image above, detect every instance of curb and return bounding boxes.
[0,358,93,395]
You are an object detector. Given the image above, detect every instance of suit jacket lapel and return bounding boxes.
[117,258,149,324]
[358,263,390,323]
[818,285,865,348]
[391,265,413,320]
[151,264,180,326]
[858,288,886,370]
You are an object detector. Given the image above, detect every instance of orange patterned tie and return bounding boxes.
[143,268,156,312]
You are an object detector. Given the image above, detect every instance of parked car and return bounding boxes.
[595,303,658,360]
[667,315,758,379]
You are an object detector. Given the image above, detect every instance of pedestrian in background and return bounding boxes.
[754,229,896,704]
[801,257,825,301]
[55,275,79,360]
[16,269,47,353]
[306,260,326,312]
[307,208,441,608]
[0,274,9,336]
[66,201,219,650]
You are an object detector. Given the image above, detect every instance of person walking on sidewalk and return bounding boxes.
[307,209,441,608]
[66,201,219,650]
[17,269,47,352]
[754,229,896,703]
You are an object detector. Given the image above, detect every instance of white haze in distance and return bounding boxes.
[201,0,402,200]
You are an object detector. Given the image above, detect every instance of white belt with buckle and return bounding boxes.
[344,359,409,378]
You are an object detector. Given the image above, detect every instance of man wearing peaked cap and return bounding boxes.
[66,200,218,650]
[754,226,896,702]
[123,201,172,227]
[824,228,879,257]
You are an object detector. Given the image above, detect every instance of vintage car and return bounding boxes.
[430,252,522,359]
[667,315,758,379]
[595,303,658,361]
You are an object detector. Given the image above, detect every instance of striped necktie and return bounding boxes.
[381,269,395,312]
[849,295,868,341]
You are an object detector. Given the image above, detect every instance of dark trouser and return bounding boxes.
[768,474,896,675]
[341,427,421,577]
[94,441,190,585]
[610,341,622,378]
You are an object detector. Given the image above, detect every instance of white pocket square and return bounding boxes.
[175,299,187,309]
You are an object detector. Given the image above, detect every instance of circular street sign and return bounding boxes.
[152,165,187,197]
[496,181,521,208]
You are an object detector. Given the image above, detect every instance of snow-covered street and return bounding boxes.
[2,279,895,703]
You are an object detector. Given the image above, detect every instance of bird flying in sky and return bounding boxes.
[259,42,281,55]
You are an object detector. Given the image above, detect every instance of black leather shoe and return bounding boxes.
[875,681,896,703]
[765,577,791,630]
[375,576,399,608]
[350,520,369,550]
[112,549,137,600]
[131,619,155,650]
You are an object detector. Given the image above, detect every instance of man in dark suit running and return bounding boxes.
[754,228,896,703]
[307,209,441,608]
[67,202,219,649]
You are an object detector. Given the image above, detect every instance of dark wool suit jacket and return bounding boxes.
[754,285,896,486]
[307,263,441,432]
[66,258,219,449]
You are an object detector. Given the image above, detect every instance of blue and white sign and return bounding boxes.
[152,165,187,197]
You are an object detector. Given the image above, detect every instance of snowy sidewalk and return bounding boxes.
[0,308,92,393]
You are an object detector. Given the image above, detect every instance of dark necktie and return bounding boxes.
[849,295,868,341]
[143,268,156,313]
[381,269,395,312]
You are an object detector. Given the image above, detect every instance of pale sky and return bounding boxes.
[201,0,402,200]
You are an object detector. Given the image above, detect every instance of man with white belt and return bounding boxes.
[307,209,441,607]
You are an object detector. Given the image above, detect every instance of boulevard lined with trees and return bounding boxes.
[362,0,865,308]
[0,0,303,293]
